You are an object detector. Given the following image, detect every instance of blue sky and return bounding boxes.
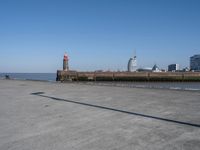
[0,0,200,73]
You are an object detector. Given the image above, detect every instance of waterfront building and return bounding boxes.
[190,54,200,71]
[137,64,161,72]
[127,54,137,72]
[137,67,152,72]
[152,64,161,72]
[168,64,180,72]
[182,67,189,72]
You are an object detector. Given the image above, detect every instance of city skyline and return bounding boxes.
[0,0,200,73]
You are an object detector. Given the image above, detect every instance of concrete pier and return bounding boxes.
[0,79,200,150]
[57,70,200,82]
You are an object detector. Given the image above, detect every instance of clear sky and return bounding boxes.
[0,0,200,73]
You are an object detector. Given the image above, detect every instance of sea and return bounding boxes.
[0,73,56,82]
[0,73,200,91]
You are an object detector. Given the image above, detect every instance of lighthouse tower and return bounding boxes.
[63,53,69,71]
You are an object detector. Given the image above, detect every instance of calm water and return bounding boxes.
[81,81,200,91]
[0,73,56,81]
[0,73,200,91]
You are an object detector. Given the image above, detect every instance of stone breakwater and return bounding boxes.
[57,70,200,82]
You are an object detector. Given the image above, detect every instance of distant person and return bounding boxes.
[5,75,10,79]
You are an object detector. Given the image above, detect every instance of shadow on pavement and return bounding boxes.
[31,92,200,128]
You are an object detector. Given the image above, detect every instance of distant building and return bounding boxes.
[152,64,161,72]
[160,69,166,72]
[137,64,161,72]
[168,64,180,72]
[127,54,137,72]
[95,70,103,72]
[190,54,200,71]
[137,68,152,72]
[182,67,189,72]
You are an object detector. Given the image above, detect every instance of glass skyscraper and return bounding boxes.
[190,54,200,71]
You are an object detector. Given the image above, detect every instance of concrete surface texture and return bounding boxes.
[0,79,200,150]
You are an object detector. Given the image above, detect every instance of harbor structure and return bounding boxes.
[190,54,200,71]
[57,53,200,82]
[57,70,200,82]
[63,53,69,71]
[168,64,180,72]
[127,54,137,72]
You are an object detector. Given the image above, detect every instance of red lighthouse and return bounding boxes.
[63,53,69,71]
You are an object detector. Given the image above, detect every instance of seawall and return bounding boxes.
[56,70,200,82]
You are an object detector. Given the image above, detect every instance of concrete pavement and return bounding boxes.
[0,79,200,150]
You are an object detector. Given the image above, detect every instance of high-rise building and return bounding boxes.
[190,54,200,71]
[127,54,137,72]
[168,64,180,72]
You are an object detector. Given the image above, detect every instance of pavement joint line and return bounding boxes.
[31,92,200,128]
